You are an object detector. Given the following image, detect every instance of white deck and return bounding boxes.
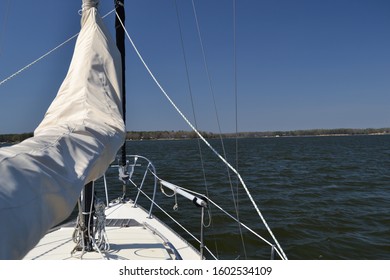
[24,200,201,260]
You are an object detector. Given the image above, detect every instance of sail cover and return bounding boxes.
[0,1,125,259]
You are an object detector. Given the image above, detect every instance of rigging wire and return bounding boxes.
[173,0,220,258]
[131,180,219,260]
[0,8,116,87]
[145,167,285,260]
[174,0,204,185]
[233,0,239,191]
[0,3,288,260]
[231,0,248,259]
[114,9,288,260]
[177,185,286,260]
[0,34,78,87]
[191,0,247,259]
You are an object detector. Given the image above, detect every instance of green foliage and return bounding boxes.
[221,128,390,139]
[1,128,389,143]
[125,128,390,140]
[125,130,214,140]
[0,132,33,143]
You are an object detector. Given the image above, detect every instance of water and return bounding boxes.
[117,135,390,260]
[2,135,390,260]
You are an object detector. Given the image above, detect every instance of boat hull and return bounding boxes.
[24,199,201,260]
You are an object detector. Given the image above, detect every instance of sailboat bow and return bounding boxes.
[0,0,287,261]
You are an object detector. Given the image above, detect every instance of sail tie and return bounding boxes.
[82,0,99,11]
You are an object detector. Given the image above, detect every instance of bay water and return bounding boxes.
[1,135,389,260]
[118,135,390,260]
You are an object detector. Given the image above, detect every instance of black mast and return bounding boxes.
[115,0,128,199]
[115,0,126,167]
[82,181,94,251]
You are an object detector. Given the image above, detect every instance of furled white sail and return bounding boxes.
[0,1,125,259]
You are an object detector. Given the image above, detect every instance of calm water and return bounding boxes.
[2,135,390,260]
[116,135,390,260]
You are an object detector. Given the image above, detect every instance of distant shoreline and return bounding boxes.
[1,128,389,143]
[124,128,390,141]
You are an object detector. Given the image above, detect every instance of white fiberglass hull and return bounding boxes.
[24,199,201,260]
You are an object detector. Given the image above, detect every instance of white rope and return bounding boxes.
[0,9,116,87]
[138,167,283,259]
[94,198,110,252]
[115,11,288,260]
[159,181,179,211]
[172,185,286,260]
[128,181,219,260]
[0,34,78,87]
[191,0,248,259]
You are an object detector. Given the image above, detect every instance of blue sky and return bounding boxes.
[0,0,389,134]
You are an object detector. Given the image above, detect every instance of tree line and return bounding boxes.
[0,132,34,143]
[126,128,390,140]
[225,128,390,138]
[1,128,389,143]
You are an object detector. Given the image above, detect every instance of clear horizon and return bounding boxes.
[0,0,389,134]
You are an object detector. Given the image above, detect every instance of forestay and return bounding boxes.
[0,0,125,259]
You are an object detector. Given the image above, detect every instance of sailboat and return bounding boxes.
[0,0,287,260]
